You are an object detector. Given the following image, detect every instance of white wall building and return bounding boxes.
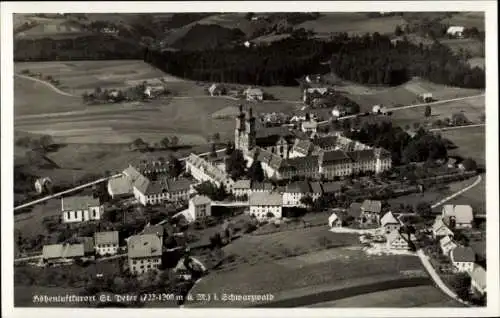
[188,195,212,221]
[94,231,119,256]
[61,195,103,224]
[450,246,475,273]
[249,192,282,220]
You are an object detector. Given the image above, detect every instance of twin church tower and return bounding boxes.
[234,104,256,154]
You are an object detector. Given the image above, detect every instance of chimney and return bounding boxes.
[249,107,253,119]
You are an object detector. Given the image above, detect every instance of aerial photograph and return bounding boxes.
[11,11,488,309]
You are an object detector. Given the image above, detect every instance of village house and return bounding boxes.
[301,119,318,134]
[319,150,353,178]
[61,195,103,224]
[185,153,235,192]
[142,225,165,242]
[439,235,458,257]
[432,217,455,239]
[78,237,95,257]
[360,199,382,224]
[470,265,487,296]
[386,230,415,250]
[450,246,476,273]
[244,87,264,101]
[188,195,212,221]
[107,175,134,199]
[328,212,343,228]
[321,181,343,196]
[289,139,315,158]
[309,181,323,201]
[446,26,465,38]
[133,176,194,206]
[441,204,474,229]
[94,231,119,256]
[419,92,433,103]
[42,243,85,265]
[282,181,311,207]
[208,83,224,96]
[249,191,283,220]
[250,181,274,193]
[303,87,329,103]
[380,211,401,234]
[127,234,163,275]
[233,179,251,198]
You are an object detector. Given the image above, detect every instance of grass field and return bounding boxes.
[440,125,486,165]
[389,95,485,127]
[445,176,486,216]
[468,57,485,70]
[440,38,485,58]
[308,285,464,307]
[442,12,485,31]
[192,241,423,297]
[296,13,407,36]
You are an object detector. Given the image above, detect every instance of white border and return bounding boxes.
[1,2,499,318]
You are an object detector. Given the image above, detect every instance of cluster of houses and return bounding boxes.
[208,83,264,102]
[430,204,486,297]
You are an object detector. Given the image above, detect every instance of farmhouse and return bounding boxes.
[233,179,251,198]
[470,265,486,296]
[386,230,415,250]
[133,176,194,206]
[61,195,103,224]
[249,192,283,220]
[107,176,133,199]
[450,246,475,273]
[380,211,401,233]
[282,181,311,207]
[42,243,85,265]
[419,92,433,103]
[441,204,473,229]
[303,87,329,103]
[127,234,163,275]
[439,235,458,257]
[328,212,343,228]
[209,83,224,96]
[432,217,454,239]
[360,199,382,224]
[301,119,318,134]
[94,231,119,256]
[446,26,465,38]
[244,87,263,101]
[188,195,212,221]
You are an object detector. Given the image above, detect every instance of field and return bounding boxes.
[445,176,486,216]
[442,12,485,31]
[308,285,465,307]
[15,60,170,96]
[440,125,486,164]
[296,13,407,37]
[440,38,485,58]
[191,225,423,299]
[468,57,485,70]
[389,95,485,127]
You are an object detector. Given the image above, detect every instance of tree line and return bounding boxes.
[144,32,484,89]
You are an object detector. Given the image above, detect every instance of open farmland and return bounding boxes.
[440,38,485,58]
[440,125,486,165]
[389,95,485,127]
[308,285,464,307]
[442,12,485,31]
[297,13,407,37]
[467,57,485,70]
[15,60,170,96]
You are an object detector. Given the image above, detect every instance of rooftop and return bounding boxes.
[321,181,343,193]
[61,195,100,211]
[191,195,212,205]
[322,150,352,163]
[451,246,475,262]
[361,199,382,214]
[249,191,282,206]
[380,211,400,226]
[94,231,119,245]
[284,181,311,194]
[234,179,251,189]
[127,234,163,259]
[108,176,133,196]
[142,225,164,237]
[42,243,85,259]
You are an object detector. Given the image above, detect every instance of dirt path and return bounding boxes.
[15,73,77,97]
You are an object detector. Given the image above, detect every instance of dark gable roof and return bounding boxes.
[256,126,295,148]
[285,181,311,193]
[347,149,376,162]
[256,148,283,170]
[280,156,319,172]
[348,202,362,218]
[294,139,313,154]
[321,181,343,193]
[312,136,338,149]
[452,246,476,262]
[166,178,193,192]
[322,150,352,164]
[309,181,323,194]
[251,182,273,191]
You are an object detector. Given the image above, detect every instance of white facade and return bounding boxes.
[96,243,119,256]
[62,206,102,224]
[129,256,161,275]
[282,192,305,207]
[452,260,474,273]
[249,205,282,220]
[188,196,212,221]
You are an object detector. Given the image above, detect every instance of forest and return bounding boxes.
[144,32,485,89]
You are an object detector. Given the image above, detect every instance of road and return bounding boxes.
[430,175,482,209]
[13,173,122,211]
[429,123,485,132]
[15,73,77,97]
[317,93,485,125]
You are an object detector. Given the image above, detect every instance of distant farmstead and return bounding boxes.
[244,87,264,101]
[446,26,465,38]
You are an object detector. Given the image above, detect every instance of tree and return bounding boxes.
[461,158,477,171]
[212,133,221,144]
[300,195,314,209]
[168,155,183,177]
[424,105,432,117]
[451,112,469,126]
[413,122,420,130]
[209,143,218,158]
[130,138,148,152]
[247,160,265,183]
[225,141,234,155]
[394,25,403,36]
[160,137,170,149]
[39,135,54,152]
[415,201,432,219]
[226,149,246,180]
[170,136,179,148]
[245,12,255,20]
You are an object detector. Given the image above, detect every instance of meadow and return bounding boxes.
[440,125,486,164]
